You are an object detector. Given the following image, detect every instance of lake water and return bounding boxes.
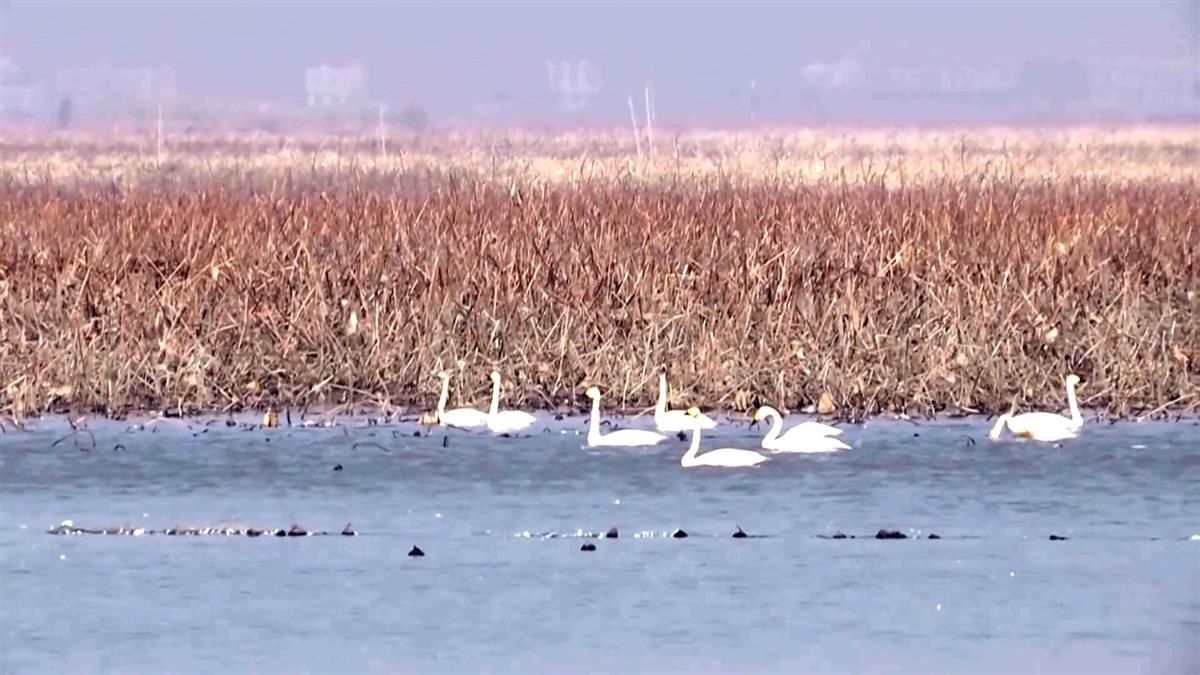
[1,413,1197,674]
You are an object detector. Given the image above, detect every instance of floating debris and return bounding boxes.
[408,545,425,557]
[671,528,688,539]
[604,527,619,539]
[875,529,908,540]
[46,520,354,537]
[1049,534,1069,541]
[928,533,942,540]
[732,526,748,539]
[333,464,344,471]
[580,542,597,552]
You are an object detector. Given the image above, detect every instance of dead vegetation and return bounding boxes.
[1,128,1197,419]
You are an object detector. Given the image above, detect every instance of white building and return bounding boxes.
[304,63,368,109]
[1084,57,1197,117]
[545,59,601,113]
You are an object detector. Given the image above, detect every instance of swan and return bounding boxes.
[486,371,536,434]
[585,387,668,447]
[988,374,1083,443]
[753,405,850,453]
[435,372,489,429]
[655,373,717,432]
[681,409,769,468]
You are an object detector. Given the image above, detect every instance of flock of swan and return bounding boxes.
[432,371,1087,468]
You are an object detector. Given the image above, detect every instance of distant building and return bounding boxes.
[1084,57,1197,117]
[546,59,601,113]
[304,63,368,109]
[800,48,868,91]
[54,64,176,119]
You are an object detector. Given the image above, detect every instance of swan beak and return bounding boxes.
[749,418,759,429]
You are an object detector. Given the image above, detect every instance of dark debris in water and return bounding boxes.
[408,545,425,557]
[47,520,354,538]
[580,542,597,551]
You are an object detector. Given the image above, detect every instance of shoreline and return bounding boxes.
[4,408,1197,435]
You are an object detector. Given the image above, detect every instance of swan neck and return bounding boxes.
[437,379,449,417]
[763,410,782,447]
[1065,380,1082,427]
[489,379,500,416]
[656,376,668,414]
[588,396,602,443]
[988,413,1009,440]
[683,426,701,464]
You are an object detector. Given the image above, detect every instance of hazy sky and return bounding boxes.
[1,1,1195,120]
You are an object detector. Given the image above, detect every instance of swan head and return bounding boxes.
[1066,374,1080,387]
[436,371,450,382]
[585,386,601,399]
[490,371,501,383]
[686,407,702,418]
[752,406,777,422]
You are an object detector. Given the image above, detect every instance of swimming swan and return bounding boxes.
[753,405,850,453]
[435,372,489,429]
[655,373,717,432]
[681,409,769,468]
[486,371,536,434]
[988,374,1083,443]
[586,387,668,447]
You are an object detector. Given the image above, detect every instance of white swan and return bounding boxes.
[486,371,536,434]
[988,374,1083,443]
[585,387,667,447]
[753,405,850,453]
[681,408,769,468]
[655,373,717,432]
[435,372,489,429]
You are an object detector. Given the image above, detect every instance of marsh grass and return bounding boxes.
[1,129,1197,420]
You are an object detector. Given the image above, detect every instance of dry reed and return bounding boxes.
[1,128,1197,419]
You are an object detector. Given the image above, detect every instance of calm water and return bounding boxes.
[1,414,1197,674]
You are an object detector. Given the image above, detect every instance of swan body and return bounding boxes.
[681,409,768,468]
[585,387,668,447]
[753,406,850,453]
[989,375,1083,443]
[486,371,536,434]
[436,372,489,429]
[655,373,717,432]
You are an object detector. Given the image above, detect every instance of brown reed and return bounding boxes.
[1,130,1197,420]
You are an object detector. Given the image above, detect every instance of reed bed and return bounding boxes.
[1,128,1197,420]
[3,126,1198,189]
